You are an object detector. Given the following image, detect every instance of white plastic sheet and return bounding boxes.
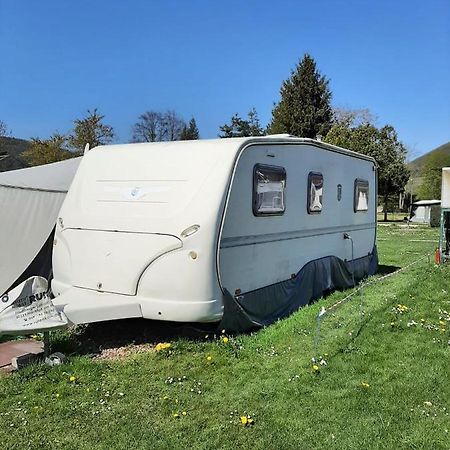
[0,276,68,335]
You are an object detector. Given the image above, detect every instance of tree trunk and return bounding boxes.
[383,193,388,222]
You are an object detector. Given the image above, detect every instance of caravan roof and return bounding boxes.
[412,200,440,206]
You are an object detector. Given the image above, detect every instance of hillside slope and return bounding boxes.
[409,141,450,174]
[0,136,30,172]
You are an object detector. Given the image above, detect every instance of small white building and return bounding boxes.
[410,200,441,226]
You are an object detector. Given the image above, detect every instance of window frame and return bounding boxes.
[252,164,287,217]
[307,171,324,215]
[354,178,369,213]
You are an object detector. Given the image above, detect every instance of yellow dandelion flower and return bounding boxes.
[182,411,187,416]
[361,382,370,389]
[55,393,60,398]
[222,337,229,344]
[247,417,254,425]
[173,413,180,418]
[439,320,446,326]
[69,375,76,382]
[240,416,248,425]
[207,355,212,361]
[312,364,320,372]
[155,342,171,352]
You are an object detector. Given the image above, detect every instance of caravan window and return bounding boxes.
[307,172,323,214]
[354,179,369,212]
[253,164,286,216]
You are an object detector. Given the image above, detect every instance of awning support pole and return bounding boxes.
[43,331,51,358]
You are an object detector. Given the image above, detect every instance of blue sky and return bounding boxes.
[0,0,449,158]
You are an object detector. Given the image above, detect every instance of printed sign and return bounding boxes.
[0,277,68,335]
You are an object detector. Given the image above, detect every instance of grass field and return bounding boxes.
[0,225,449,449]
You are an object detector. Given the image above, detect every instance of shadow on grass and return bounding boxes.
[377,264,400,275]
[49,266,400,357]
[52,318,218,357]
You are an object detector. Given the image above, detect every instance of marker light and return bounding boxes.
[181,224,200,238]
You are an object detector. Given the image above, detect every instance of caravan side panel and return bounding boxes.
[218,143,376,297]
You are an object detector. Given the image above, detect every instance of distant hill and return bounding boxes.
[409,141,450,174]
[407,141,450,199]
[0,136,30,172]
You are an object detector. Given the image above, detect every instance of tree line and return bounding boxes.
[1,53,412,217]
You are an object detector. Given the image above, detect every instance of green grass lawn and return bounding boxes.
[1,225,449,450]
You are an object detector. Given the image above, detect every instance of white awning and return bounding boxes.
[0,158,81,295]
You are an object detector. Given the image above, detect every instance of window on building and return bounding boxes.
[337,184,342,201]
[308,172,323,214]
[253,164,286,216]
[354,179,369,212]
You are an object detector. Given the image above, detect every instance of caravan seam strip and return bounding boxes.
[0,184,68,194]
[220,223,376,248]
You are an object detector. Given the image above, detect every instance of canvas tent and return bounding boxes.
[0,158,81,296]
[410,200,440,226]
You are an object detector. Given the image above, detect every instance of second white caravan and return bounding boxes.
[51,136,377,331]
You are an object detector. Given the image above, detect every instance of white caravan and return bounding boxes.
[52,137,377,331]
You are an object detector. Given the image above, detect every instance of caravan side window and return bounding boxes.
[253,164,286,216]
[307,172,323,214]
[354,179,369,212]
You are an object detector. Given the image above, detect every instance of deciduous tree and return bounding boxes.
[69,109,114,151]
[417,150,450,200]
[132,110,186,142]
[325,122,410,221]
[0,120,10,137]
[22,134,73,166]
[332,108,376,127]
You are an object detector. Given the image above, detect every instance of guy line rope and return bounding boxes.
[313,251,432,360]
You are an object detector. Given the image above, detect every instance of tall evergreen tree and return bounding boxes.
[219,108,264,138]
[268,54,333,138]
[180,118,200,140]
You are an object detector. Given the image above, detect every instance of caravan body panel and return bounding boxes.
[218,143,376,295]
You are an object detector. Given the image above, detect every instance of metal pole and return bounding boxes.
[43,331,50,358]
